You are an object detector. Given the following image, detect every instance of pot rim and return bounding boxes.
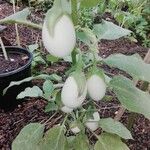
[0,46,33,77]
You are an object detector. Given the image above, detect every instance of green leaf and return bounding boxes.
[93,20,131,40]
[17,86,43,99]
[49,74,62,82]
[28,44,39,53]
[0,8,30,23]
[12,123,44,150]
[34,56,46,64]
[3,76,34,95]
[80,0,100,8]
[76,28,98,52]
[55,91,63,107]
[77,31,93,46]
[71,133,90,150]
[45,102,58,112]
[46,54,59,63]
[40,126,66,150]
[94,133,129,150]
[109,76,150,119]
[104,54,150,82]
[99,118,133,139]
[0,8,42,29]
[3,74,62,95]
[43,80,54,99]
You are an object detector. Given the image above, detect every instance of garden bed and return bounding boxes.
[0,1,150,150]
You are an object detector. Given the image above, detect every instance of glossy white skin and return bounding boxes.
[61,106,73,113]
[61,76,87,109]
[71,126,81,134]
[87,75,106,101]
[42,15,76,57]
[85,112,100,131]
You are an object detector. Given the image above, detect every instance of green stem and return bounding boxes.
[62,114,69,126]
[0,20,42,30]
[0,37,8,60]
[71,0,78,25]
[54,83,64,88]
[54,0,62,7]
[84,63,93,70]
[89,128,99,139]
[71,49,77,65]
[92,50,97,67]
[76,49,83,72]
[99,0,109,15]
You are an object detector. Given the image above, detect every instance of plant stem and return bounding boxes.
[0,37,8,60]
[89,128,99,140]
[54,83,64,88]
[71,0,78,25]
[15,24,20,46]
[0,20,42,30]
[62,114,69,126]
[137,49,150,91]
[13,0,21,46]
[114,107,126,121]
[71,49,77,65]
[114,49,150,123]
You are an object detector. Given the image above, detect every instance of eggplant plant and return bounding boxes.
[1,0,150,149]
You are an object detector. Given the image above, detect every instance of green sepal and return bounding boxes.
[71,71,87,96]
[45,7,63,36]
[70,121,82,130]
[87,66,105,81]
[44,0,72,37]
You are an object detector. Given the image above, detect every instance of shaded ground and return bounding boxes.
[0,1,149,150]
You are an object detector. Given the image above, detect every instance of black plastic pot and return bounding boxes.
[0,46,33,110]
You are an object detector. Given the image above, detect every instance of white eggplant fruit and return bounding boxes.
[61,75,87,109]
[61,106,73,113]
[87,74,106,101]
[42,14,76,58]
[85,112,100,131]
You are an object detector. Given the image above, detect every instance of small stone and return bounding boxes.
[10,58,15,62]
[18,105,21,108]
[115,111,118,115]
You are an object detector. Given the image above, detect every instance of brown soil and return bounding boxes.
[0,52,29,74]
[0,99,49,150]
[0,1,149,150]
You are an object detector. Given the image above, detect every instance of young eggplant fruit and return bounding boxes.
[61,72,87,109]
[42,12,76,57]
[87,74,106,101]
[71,126,80,134]
[85,112,100,131]
[70,122,81,134]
